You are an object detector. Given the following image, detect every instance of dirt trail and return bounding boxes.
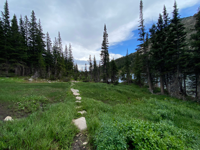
[71,81,90,150]
[72,132,89,150]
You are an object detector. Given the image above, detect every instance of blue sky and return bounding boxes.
[109,2,200,57]
[1,0,199,69]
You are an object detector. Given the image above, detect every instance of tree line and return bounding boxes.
[83,24,119,84]
[0,1,119,83]
[134,0,200,100]
[1,0,199,101]
[0,0,75,80]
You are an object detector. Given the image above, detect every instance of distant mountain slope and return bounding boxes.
[114,15,196,71]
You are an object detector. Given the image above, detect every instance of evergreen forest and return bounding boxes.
[0,0,200,149]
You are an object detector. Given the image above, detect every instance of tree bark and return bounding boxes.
[147,66,153,93]
[183,73,187,96]
[197,74,200,101]
[160,74,165,94]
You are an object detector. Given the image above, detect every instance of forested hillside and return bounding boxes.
[115,15,196,71]
[0,1,77,79]
[0,0,200,101]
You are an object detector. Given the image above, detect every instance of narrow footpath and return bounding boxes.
[71,81,89,150]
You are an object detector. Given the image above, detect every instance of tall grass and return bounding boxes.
[0,77,78,149]
[73,82,200,149]
[0,102,78,149]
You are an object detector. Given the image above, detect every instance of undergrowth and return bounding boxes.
[73,82,200,150]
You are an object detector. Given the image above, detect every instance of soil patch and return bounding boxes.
[0,102,14,121]
[72,132,89,150]
[0,102,30,121]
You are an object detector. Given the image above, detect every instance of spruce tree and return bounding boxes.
[64,45,69,76]
[45,32,53,78]
[53,37,59,77]
[19,15,28,67]
[58,32,62,54]
[125,49,131,84]
[24,15,29,46]
[190,8,200,99]
[2,0,11,75]
[137,0,153,90]
[28,10,38,71]
[93,55,98,82]
[84,63,88,82]
[151,14,166,94]
[162,5,171,92]
[10,14,21,73]
[64,44,68,61]
[168,1,187,97]
[36,19,46,76]
[0,18,4,64]
[133,50,142,86]
[74,63,79,81]
[68,43,74,75]
[88,55,92,81]
[100,24,109,83]
[110,58,118,83]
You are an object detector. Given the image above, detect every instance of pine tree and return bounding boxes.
[190,8,200,99]
[88,55,92,81]
[0,18,4,64]
[67,43,73,76]
[151,14,166,94]
[93,55,98,82]
[137,0,153,90]
[98,62,101,82]
[64,44,68,61]
[168,1,187,97]
[1,0,11,75]
[133,50,142,86]
[162,5,171,93]
[10,14,21,75]
[64,44,69,76]
[74,63,79,81]
[36,19,46,77]
[53,37,59,77]
[19,15,28,67]
[58,52,66,78]
[58,32,62,54]
[45,32,53,78]
[24,15,29,46]
[84,63,88,82]
[100,24,109,83]
[125,49,131,84]
[28,10,38,72]
[110,58,118,83]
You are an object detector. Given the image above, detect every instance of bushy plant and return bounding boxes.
[62,77,70,82]
[15,95,48,113]
[94,119,199,150]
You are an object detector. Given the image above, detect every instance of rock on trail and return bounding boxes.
[4,116,13,121]
[78,111,87,115]
[72,117,87,131]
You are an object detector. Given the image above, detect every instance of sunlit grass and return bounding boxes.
[0,77,78,149]
[73,82,200,149]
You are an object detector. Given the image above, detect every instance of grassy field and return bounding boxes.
[0,77,78,149]
[73,82,200,150]
[0,78,200,149]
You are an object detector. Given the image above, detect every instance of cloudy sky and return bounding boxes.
[1,0,200,70]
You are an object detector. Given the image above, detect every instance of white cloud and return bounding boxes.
[1,0,199,67]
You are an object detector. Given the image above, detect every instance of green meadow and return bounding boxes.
[73,82,200,150]
[0,78,200,149]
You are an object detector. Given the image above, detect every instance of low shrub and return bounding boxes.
[94,119,199,150]
[62,77,71,82]
[15,95,49,113]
